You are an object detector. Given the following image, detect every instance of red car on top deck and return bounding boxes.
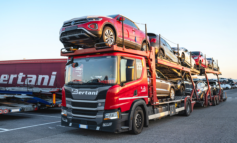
[59,14,149,51]
[191,51,208,68]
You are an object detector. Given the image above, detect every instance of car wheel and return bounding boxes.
[131,106,144,134]
[170,88,175,100]
[158,49,165,59]
[141,42,149,51]
[101,26,115,46]
[184,99,191,116]
[181,53,185,62]
[178,85,185,96]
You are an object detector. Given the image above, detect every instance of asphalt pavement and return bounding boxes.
[0,89,237,143]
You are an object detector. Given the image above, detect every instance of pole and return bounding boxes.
[205,54,206,68]
[122,17,124,49]
[190,52,192,68]
[217,59,219,71]
[212,57,214,70]
[159,34,161,57]
[145,24,147,52]
[177,44,180,64]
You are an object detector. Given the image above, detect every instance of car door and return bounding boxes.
[156,70,169,96]
[129,21,142,49]
[164,40,178,63]
[116,16,129,44]
[123,18,136,49]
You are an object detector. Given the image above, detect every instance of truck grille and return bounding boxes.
[72,118,97,125]
[63,19,88,27]
[71,102,98,108]
[72,109,98,116]
[61,29,84,37]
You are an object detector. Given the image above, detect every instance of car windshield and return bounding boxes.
[65,56,117,85]
[107,14,118,18]
[191,52,200,56]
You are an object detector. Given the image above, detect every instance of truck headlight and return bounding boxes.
[104,111,119,120]
[61,109,67,116]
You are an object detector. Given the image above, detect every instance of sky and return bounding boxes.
[0,0,237,79]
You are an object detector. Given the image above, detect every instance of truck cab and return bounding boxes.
[61,52,149,133]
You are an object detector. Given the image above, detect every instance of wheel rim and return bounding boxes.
[159,50,164,58]
[135,113,142,128]
[170,89,175,99]
[104,29,114,45]
[142,43,147,51]
[182,55,185,62]
[181,87,185,96]
[187,102,190,113]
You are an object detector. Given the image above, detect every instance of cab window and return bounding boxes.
[120,58,135,83]
[136,59,142,79]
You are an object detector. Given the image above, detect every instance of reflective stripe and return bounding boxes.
[156,88,168,91]
[119,96,148,100]
[66,98,105,103]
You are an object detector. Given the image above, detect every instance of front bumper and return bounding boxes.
[61,107,129,133]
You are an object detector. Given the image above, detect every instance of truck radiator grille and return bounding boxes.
[71,102,98,108]
[72,109,97,116]
[63,19,88,27]
[72,118,97,125]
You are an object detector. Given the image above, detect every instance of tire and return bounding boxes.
[184,99,191,116]
[141,42,149,51]
[216,97,220,105]
[158,49,165,59]
[212,97,216,106]
[178,85,185,96]
[181,53,185,62]
[101,26,115,46]
[170,88,175,100]
[131,106,144,134]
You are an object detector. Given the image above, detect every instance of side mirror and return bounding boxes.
[118,17,125,21]
[66,57,73,65]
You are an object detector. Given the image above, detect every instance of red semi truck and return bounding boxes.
[60,45,200,134]
[0,59,67,113]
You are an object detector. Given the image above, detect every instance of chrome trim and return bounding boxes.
[149,111,169,120]
[61,27,97,37]
[71,113,103,119]
[60,33,89,39]
[66,98,105,103]
[67,105,104,111]
[176,107,185,112]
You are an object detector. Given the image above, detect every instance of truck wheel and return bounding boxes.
[101,26,115,46]
[131,106,144,134]
[184,99,191,116]
[216,97,220,105]
[170,88,175,100]
[212,97,216,106]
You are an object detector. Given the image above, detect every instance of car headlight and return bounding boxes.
[104,111,119,120]
[193,57,198,59]
[61,109,67,116]
[88,18,103,21]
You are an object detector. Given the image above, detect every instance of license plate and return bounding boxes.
[65,26,77,31]
[79,124,88,129]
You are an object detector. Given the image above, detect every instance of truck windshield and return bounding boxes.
[65,56,117,85]
[191,52,200,56]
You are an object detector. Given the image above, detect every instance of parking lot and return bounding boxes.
[0,89,236,143]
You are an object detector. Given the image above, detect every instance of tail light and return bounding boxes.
[150,38,156,43]
[197,89,200,92]
[88,23,98,29]
[61,87,66,107]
